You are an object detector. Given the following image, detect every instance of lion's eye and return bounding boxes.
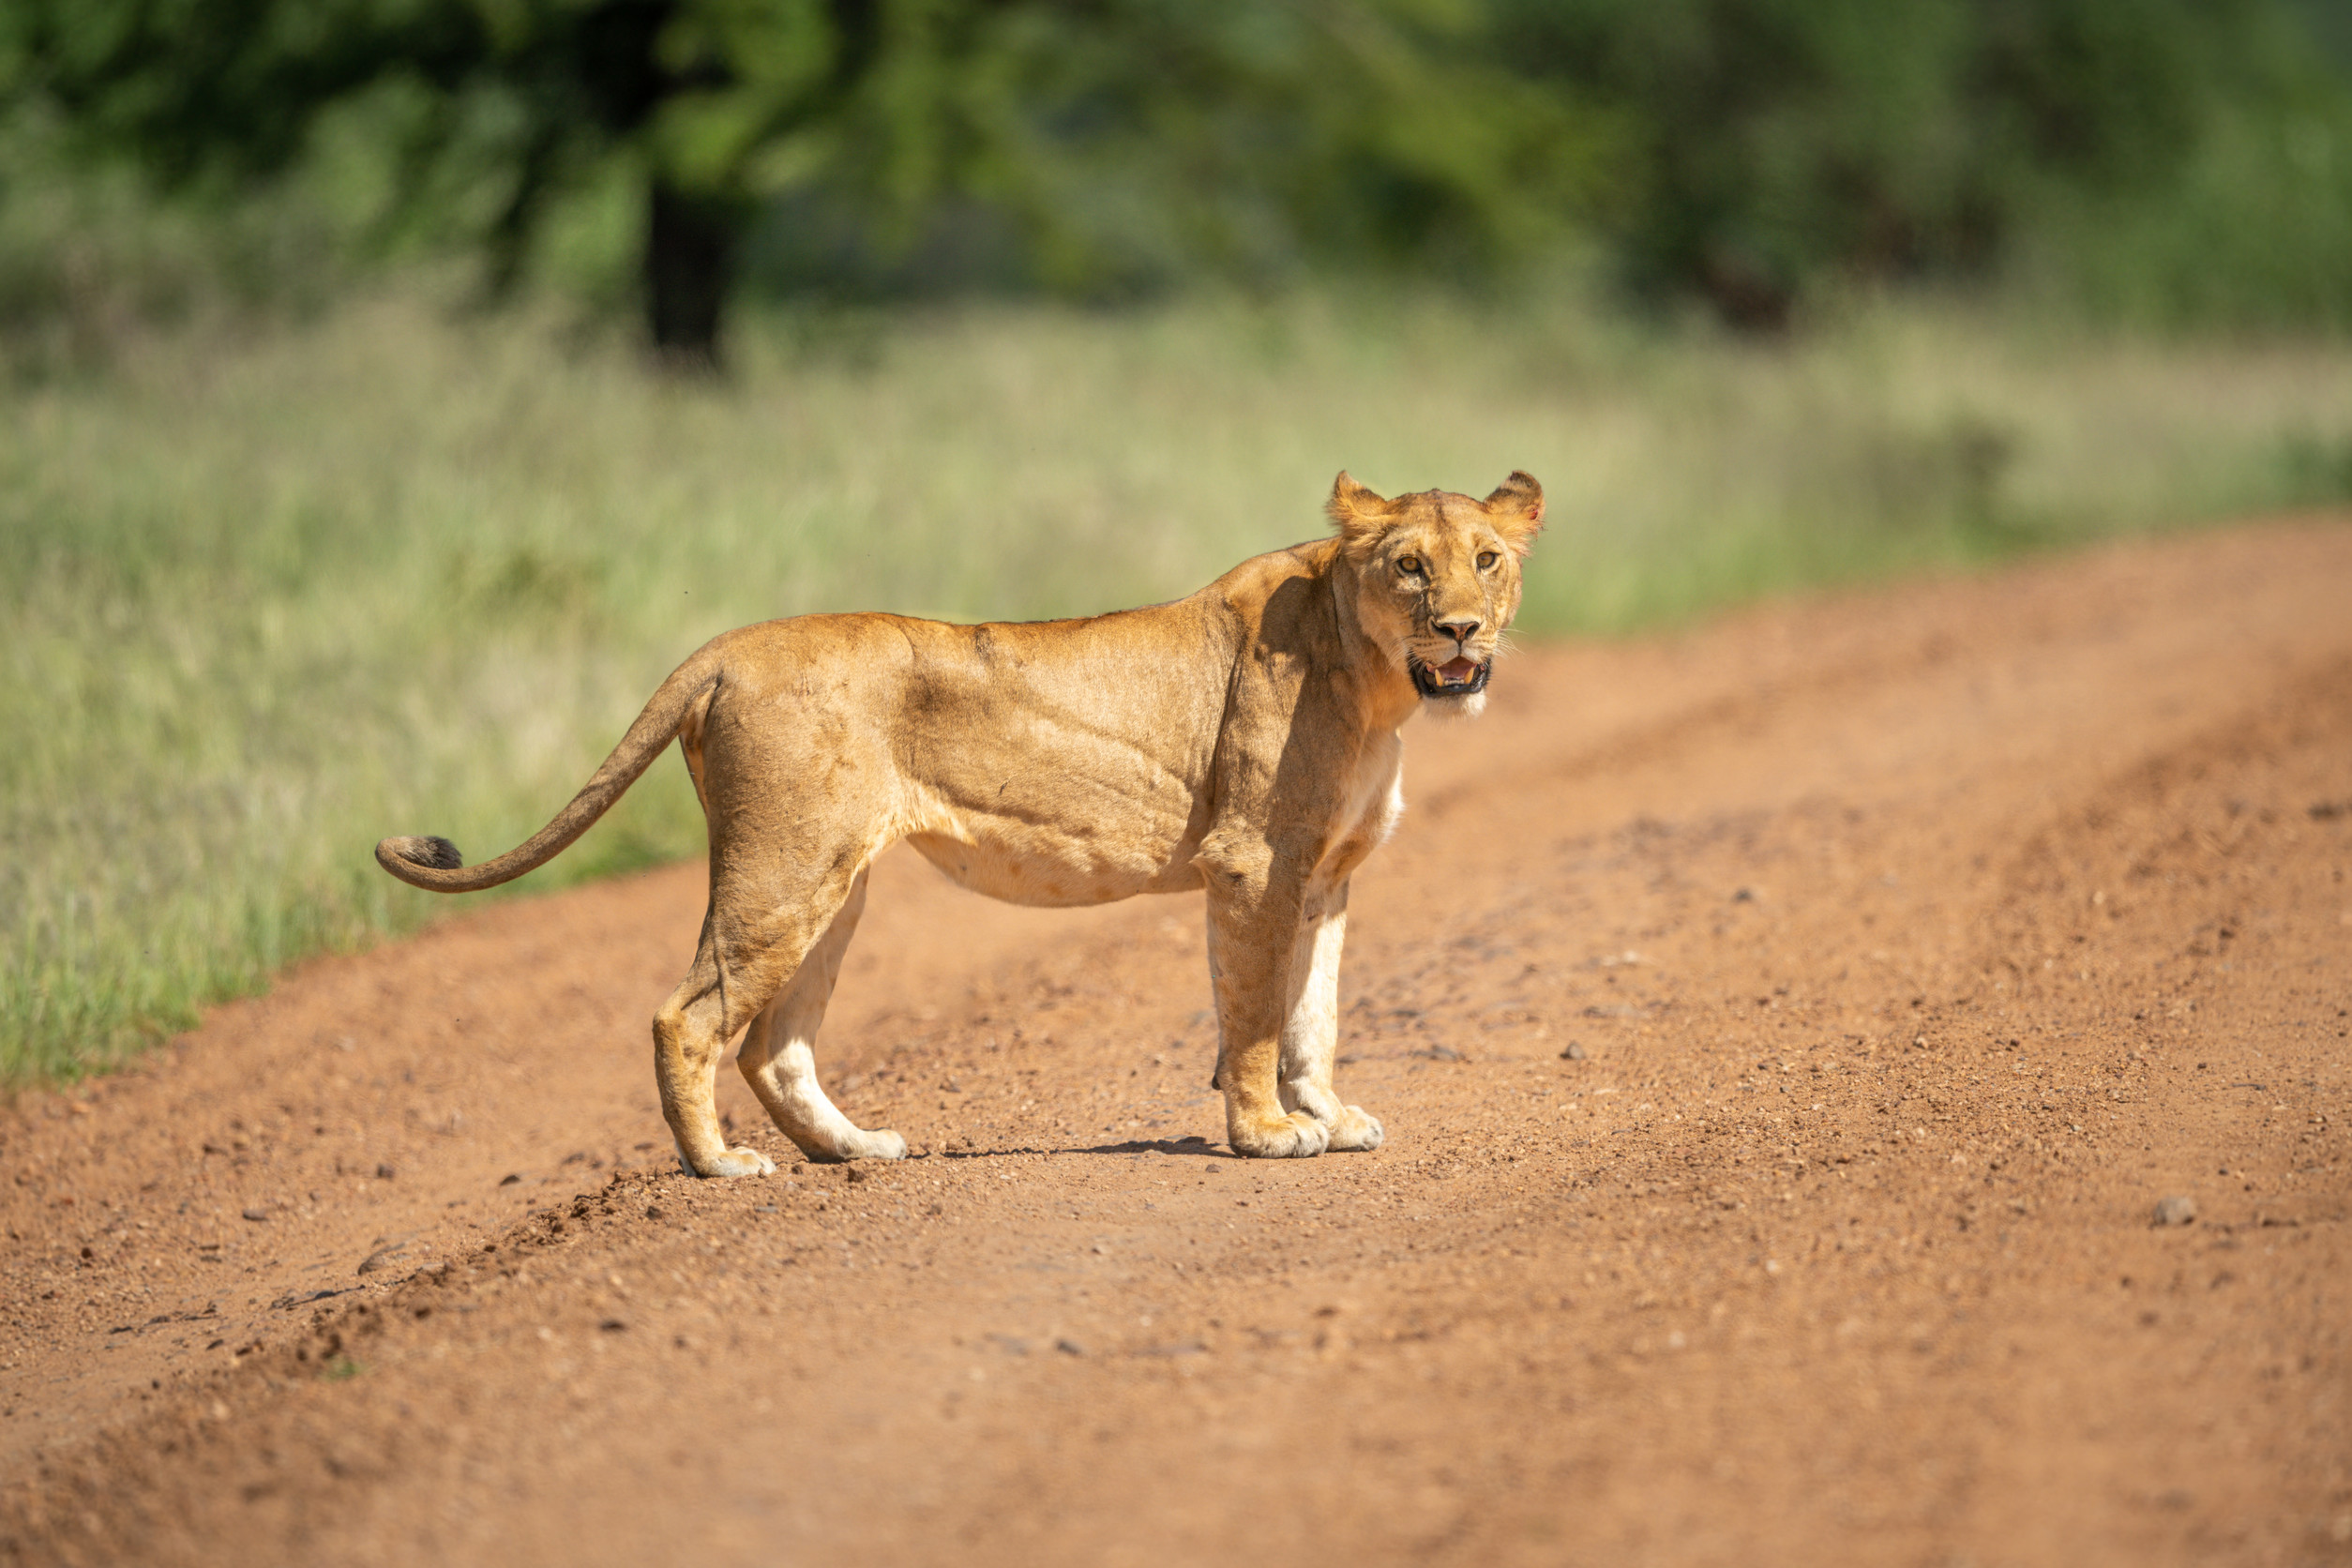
[1396,555,1424,577]
[1476,550,1499,569]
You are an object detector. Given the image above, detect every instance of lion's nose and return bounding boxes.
[1434,619,1482,645]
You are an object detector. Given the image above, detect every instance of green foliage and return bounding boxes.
[5,1,2350,339]
[7,287,2352,1083]
[1483,0,2294,325]
[2013,82,2352,331]
[0,0,1611,354]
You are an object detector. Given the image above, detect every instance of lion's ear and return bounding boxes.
[1327,471,1393,550]
[1483,471,1545,556]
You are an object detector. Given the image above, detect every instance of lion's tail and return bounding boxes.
[373,641,727,895]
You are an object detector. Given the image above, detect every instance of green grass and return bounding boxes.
[7,285,2352,1084]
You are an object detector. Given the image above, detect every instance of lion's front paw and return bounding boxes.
[1229,1110,1330,1159]
[1325,1105,1385,1153]
[691,1144,778,1179]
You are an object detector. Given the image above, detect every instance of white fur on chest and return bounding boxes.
[1308,729,1405,898]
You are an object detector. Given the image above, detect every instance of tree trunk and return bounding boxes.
[644,178,737,371]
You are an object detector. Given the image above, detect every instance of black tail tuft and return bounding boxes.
[398,836,463,870]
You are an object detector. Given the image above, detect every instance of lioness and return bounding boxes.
[378,471,1543,1171]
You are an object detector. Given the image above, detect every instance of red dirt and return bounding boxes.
[4,520,2350,1567]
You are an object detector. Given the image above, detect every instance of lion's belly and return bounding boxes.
[903,825,1201,908]
[904,731,1403,911]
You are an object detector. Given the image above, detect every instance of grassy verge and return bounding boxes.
[7,287,2352,1084]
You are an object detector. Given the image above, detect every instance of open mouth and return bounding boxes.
[1409,656,1491,699]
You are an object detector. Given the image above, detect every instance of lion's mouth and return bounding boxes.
[1410,656,1490,699]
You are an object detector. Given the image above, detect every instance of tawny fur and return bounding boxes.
[376,473,1543,1172]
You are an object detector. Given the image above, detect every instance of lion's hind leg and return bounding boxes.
[654,858,875,1179]
[654,957,784,1180]
[734,867,908,1164]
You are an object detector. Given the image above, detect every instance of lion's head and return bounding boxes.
[1327,470,1545,718]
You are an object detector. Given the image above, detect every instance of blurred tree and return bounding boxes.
[8,0,2337,345]
[0,0,1605,366]
[1486,0,2283,327]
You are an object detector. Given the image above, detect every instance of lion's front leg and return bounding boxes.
[1205,882,1330,1160]
[1277,884,1383,1153]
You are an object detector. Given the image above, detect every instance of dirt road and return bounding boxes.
[4,520,2349,1567]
